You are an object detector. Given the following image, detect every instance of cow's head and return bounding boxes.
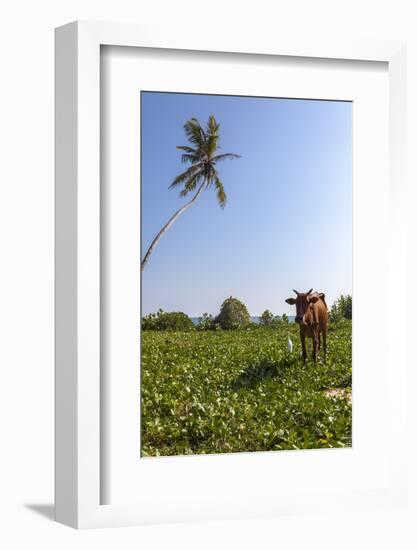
[285,289,319,325]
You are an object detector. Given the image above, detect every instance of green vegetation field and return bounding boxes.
[141,321,352,457]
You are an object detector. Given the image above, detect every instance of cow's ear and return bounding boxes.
[308,295,319,303]
[285,298,296,305]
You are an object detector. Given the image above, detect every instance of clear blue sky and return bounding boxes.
[141,91,352,317]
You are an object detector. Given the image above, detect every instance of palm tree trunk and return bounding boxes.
[141,182,205,271]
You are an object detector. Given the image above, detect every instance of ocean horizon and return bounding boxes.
[190,315,296,325]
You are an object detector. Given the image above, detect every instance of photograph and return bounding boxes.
[140,91,352,457]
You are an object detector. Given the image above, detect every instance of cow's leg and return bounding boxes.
[300,331,307,364]
[317,332,321,351]
[322,330,327,363]
[312,334,318,363]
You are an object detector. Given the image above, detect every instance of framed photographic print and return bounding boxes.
[55,21,408,528]
[139,90,353,458]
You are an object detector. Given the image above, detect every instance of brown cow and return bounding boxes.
[285,289,328,364]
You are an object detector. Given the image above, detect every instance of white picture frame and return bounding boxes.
[55,21,407,529]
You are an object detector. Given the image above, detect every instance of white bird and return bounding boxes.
[287,333,293,353]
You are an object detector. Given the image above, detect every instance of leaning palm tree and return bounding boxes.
[141,115,241,271]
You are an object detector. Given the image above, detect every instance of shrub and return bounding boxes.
[259,310,274,326]
[259,312,290,327]
[330,295,352,322]
[214,296,251,329]
[141,309,162,330]
[142,309,194,331]
[196,313,215,331]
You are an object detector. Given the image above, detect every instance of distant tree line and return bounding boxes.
[143,296,289,331]
[142,294,352,331]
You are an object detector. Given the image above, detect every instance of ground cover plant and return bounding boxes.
[141,320,352,457]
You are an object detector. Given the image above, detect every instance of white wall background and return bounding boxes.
[1,0,416,548]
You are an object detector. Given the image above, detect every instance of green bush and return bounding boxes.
[330,295,352,322]
[257,312,290,328]
[259,310,274,326]
[142,309,194,331]
[196,313,215,331]
[214,296,251,330]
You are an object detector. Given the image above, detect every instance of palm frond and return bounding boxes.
[205,134,219,157]
[205,115,221,157]
[180,153,201,164]
[203,164,216,184]
[176,145,198,154]
[169,164,203,189]
[207,115,220,136]
[177,145,202,164]
[214,175,227,209]
[213,153,241,163]
[179,174,201,197]
[183,118,206,149]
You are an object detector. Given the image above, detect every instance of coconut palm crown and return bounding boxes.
[170,115,241,207]
[141,115,240,270]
